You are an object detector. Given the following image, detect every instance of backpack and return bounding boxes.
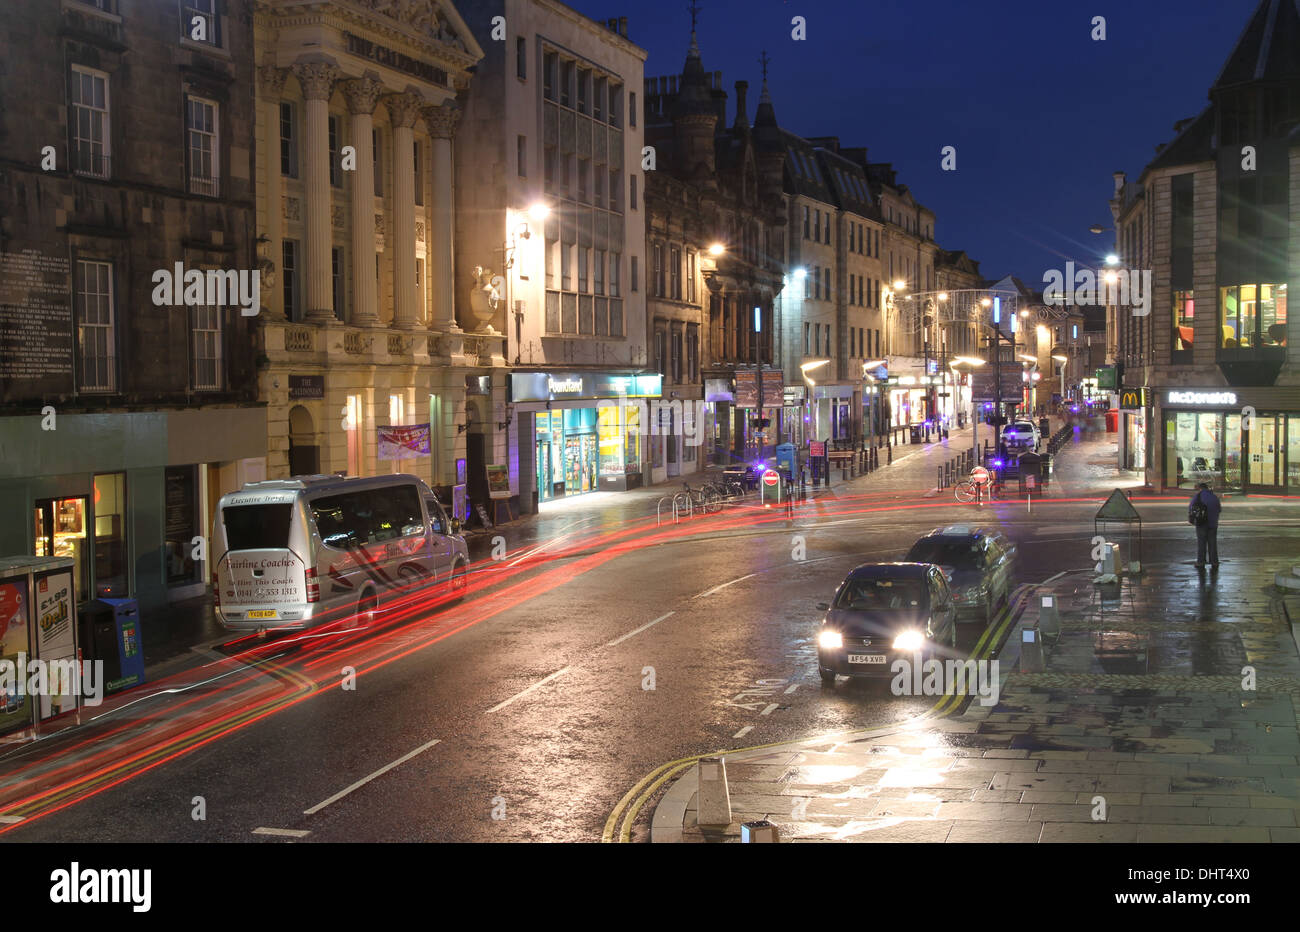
[1189,499,1208,527]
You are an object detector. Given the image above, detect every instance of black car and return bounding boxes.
[816,563,957,684]
[905,525,1016,625]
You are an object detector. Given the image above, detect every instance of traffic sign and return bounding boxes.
[971,466,989,486]
[762,470,780,487]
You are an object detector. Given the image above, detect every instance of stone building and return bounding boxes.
[0,0,262,613]
[643,24,786,476]
[1107,0,1300,492]
[253,0,485,514]
[780,138,884,446]
[457,0,647,512]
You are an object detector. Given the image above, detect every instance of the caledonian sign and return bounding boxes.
[345,33,448,86]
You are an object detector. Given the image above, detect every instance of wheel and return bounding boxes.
[356,590,379,628]
[447,559,468,602]
[703,488,722,514]
[819,667,836,685]
[672,492,690,515]
[955,480,975,504]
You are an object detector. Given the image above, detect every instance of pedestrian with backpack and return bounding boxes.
[1188,481,1221,567]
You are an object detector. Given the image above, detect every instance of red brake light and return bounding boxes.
[305,566,319,603]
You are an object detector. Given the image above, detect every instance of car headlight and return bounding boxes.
[892,630,926,651]
[818,629,843,650]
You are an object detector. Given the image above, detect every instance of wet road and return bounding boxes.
[3,491,1298,842]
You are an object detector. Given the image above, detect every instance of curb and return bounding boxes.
[648,588,1033,843]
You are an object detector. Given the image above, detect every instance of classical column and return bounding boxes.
[258,65,287,317]
[342,75,385,327]
[292,61,341,322]
[385,93,423,330]
[424,102,461,332]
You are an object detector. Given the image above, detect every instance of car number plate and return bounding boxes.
[246,610,278,619]
[848,654,886,664]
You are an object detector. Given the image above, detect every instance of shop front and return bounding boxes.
[1159,388,1300,493]
[512,371,660,509]
[1118,388,1149,471]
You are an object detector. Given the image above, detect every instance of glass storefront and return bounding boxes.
[537,406,642,502]
[1165,408,1300,491]
[33,497,89,600]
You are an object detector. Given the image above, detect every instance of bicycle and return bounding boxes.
[954,470,1000,504]
[679,481,721,514]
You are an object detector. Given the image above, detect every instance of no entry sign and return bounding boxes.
[762,470,780,487]
[971,466,989,485]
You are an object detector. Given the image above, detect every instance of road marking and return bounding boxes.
[303,737,442,815]
[486,668,571,714]
[605,612,675,648]
[733,725,754,739]
[692,573,756,600]
[784,684,799,694]
[0,815,24,825]
[760,703,779,716]
[253,827,311,838]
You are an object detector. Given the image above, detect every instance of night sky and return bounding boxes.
[567,0,1257,286]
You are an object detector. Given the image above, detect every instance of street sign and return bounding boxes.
[809,440,826,457]
[762,470,780,487]
[971,466,989,486]
[971,365,1024,402]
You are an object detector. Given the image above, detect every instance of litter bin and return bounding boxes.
[1018,451,1044,496]
[1039,417,1050,443]
[1105,409,1119,433]
[79,597,145,694]
[909,424,923,444]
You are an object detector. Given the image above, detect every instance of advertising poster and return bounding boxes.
[486,464,510,497]
[34,570,76,719]
[378,424,431,460]
[0,578,31,732]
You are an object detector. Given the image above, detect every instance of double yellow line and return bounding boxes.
[601,586,1026,843]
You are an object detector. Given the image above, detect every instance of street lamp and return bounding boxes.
[506,202,550,364]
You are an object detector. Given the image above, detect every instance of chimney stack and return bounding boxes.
[618,16,627,37]
[734,80,748,126]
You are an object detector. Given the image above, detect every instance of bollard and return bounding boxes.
[887,443,893,464]
[937,466,943,490]
[741,819,780,843]
[1038,590,1060,637]
[1019,626,1045,673]
[697,756,732,826]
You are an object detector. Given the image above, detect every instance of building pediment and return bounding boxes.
[257,0,484,90]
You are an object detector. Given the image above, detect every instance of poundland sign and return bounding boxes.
[1167,390,1238,406]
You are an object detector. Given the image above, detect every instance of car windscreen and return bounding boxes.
[222,503,293,551]
[834,576,926,611]
[907,538,984,570]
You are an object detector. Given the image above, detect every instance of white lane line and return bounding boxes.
[692,573,756,600]
[760,703,779,716]
[605,612,675,648]
[733,725,754,739]
[486,668,571,714]
[303,737,442,815]
[0,815,25,825]
[784,684,799,694]
[253,827,311,838]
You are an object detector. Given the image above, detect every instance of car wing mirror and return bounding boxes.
[450,517,463,534]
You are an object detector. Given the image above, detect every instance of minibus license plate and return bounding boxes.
[247,610,278,619]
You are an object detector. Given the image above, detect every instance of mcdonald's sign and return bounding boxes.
[1118,387,1147,410]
